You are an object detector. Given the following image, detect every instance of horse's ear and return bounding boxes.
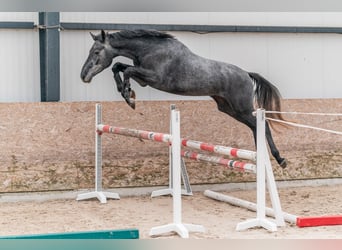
[100,29,106,42]
[90,32,97,41]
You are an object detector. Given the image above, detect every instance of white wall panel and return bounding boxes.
[0,12,38,22]
[60,12,150,24]
[0,12,39,102]
[0,29,40,102]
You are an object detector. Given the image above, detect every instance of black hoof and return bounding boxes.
[279,158,287,169]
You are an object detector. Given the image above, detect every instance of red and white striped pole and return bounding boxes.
[181,139,256,162]
[97,125,172,143]
[181,150,256,173]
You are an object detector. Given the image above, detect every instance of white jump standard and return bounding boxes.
[233,109,284,231]
[76,104,120,203]
[149,108,205,238]
[151,104,193,198]
[201,109,285,232]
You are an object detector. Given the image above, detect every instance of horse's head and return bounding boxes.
[81,30,115,83]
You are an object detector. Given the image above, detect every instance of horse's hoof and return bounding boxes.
[279,158,287,169]
[127,90,136,109]
[129,100,135,110]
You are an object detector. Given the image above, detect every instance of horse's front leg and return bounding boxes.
[122,67,158,109]
[121,75,137,109]
[122,78,136,109]
[111,62,131,93]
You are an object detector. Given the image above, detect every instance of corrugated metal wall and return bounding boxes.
[0,12,40,102]
[1,12,342,102]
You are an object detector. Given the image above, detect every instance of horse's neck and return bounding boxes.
[110,39,134,60]
[113,38,154,63]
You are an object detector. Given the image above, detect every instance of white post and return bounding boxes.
[149,109,205,238]
[172,109,182,225]
[151,104,192,198]
[76,103,120,203]
[95,103,103,193]
[151,105,175,197]
[235,109,277,232]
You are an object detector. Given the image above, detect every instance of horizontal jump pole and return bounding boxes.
[204,190,297,224]
[181,139,256,162]
[181,150,256,173]
[97,124,172,143]
[97,124,256,162]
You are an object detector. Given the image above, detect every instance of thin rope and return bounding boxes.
[266,117,342,136]
[265,111,342,116]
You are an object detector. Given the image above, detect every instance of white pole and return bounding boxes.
[150,104,175,197]
[204,190,297,224]
[235,109,277,232]
[149,109,189,238]
[265,153,286,226]
[95,103,102,192]
[151,104,193,197]
[76,104,120,203]
[170,104,176,190]
[256,108,266,221]
[171,109,182,225]
[149,109,205,238]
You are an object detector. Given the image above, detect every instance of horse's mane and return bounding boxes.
[113,29,175,40]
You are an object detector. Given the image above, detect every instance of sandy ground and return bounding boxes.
[0,183,342,239]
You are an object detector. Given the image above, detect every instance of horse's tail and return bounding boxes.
[248,72,287,129]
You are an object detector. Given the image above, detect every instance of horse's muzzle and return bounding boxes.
[80,71,92,83]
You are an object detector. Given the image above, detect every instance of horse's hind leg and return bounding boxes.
[241,113,287,168]
[265,122,287,168]
[211,95,286,168]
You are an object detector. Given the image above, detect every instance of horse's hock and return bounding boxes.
[0,99,341,193]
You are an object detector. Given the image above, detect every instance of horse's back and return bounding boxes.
[138,36,254,99]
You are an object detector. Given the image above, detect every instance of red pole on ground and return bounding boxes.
[296,215,342,227]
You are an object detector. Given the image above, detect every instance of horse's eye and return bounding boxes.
[94,51,100,55]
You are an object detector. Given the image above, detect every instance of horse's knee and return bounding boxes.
[112,62,125,73]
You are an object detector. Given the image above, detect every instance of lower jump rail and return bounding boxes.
[181,150,256,173]
[182,139,256,162]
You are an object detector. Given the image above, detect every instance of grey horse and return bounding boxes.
[81,29,287,168]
